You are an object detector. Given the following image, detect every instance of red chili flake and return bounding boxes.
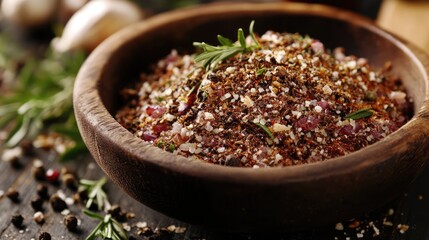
[295,116,320,132]
[339,125,354,136]
[317,101,330,110]
[152,122,171,135]
[141,132,157,142]
[45,169,60,183]
[146,106,166,118]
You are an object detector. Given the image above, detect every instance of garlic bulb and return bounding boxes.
[1,0,57,27]
[59,0,89,22]
[52,0,144,53]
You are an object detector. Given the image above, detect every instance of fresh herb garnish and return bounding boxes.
[256,67,267,76]
[0,48,88,161]
[193,20,261,70]
[79,177,111,211]
[168,143,175,152]
[254,122,275,142]
[83,209,128,240]
[345,108,374,120]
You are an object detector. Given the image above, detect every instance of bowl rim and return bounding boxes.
[74,2,429,185]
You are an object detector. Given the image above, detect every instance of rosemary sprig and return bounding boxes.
[345,108,374,120]
[254,122,275,142]
[0,47,88,161]
[256,67,267,76]
[193,20,261,70]
[79,177,111,211]
[83,209,128,240]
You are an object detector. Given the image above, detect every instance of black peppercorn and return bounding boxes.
[11,214,24,228]
[63,214,78,232]
[33,211,45,225]
[149,229,173,240]
[31,197,44,211]
[108,205,126,222]
[36,184,49,200]
[32,165,46,181]
[9,156,22,169]
[20,140,34,156]
[6,188,19,203]
[39,232,51,240]
[77,189,88,203]
[49,194,67,212]
[62,173,77,190]
[138,227,154,237]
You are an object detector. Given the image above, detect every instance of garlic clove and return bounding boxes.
[52,0,144,53]
[1,0,58,28]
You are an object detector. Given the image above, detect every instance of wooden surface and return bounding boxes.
[2,137,429,240]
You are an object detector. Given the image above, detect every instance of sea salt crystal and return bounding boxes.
[205,122,213,132]
[217,147,225,153]
[204,112,215,120]
[335,223,344,231]
[241,95,254,107]
[322,84,333,95]
[272,123,291,132]
[226,67,236,73]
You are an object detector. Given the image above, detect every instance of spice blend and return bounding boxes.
[116,30,413,167]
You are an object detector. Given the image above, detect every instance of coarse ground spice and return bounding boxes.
[116,31,413,167]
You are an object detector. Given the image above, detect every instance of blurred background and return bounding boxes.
[136,0,429,53]
[0,0,428,53]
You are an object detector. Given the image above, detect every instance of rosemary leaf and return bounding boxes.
[83,210,128,240]
[345,108,374,120]
[254,122,275,141]
[256,67,267,76]
[238,28,246,48]
[79,177,111,211]
[217,35,233,46]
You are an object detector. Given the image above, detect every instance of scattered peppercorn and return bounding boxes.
[60,167,76,176]
[149,229,173,240]
[108,205,127,222]
[32,165,46,181]
[77,189,88,203]
[49,194,67,212]
[8,156,22,169]
[33,211,45,225]
[19,140,34,156]
[62,173,77,190]
[36,184,49,200]
[45,168,60,183]
[31,197,44,211]
[39,232,51,240]
[6,188,19,203]
[63,214,78,232]
[11,214,24,228]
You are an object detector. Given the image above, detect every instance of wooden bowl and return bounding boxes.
[73,2,429,232]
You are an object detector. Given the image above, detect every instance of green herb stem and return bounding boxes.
[254,122,275,142]
[79,177,111,211]
[193,20,261,70]
[345,108,374,120]
[83,210,128,240]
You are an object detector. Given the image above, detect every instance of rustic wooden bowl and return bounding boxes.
[73,2,429,232]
